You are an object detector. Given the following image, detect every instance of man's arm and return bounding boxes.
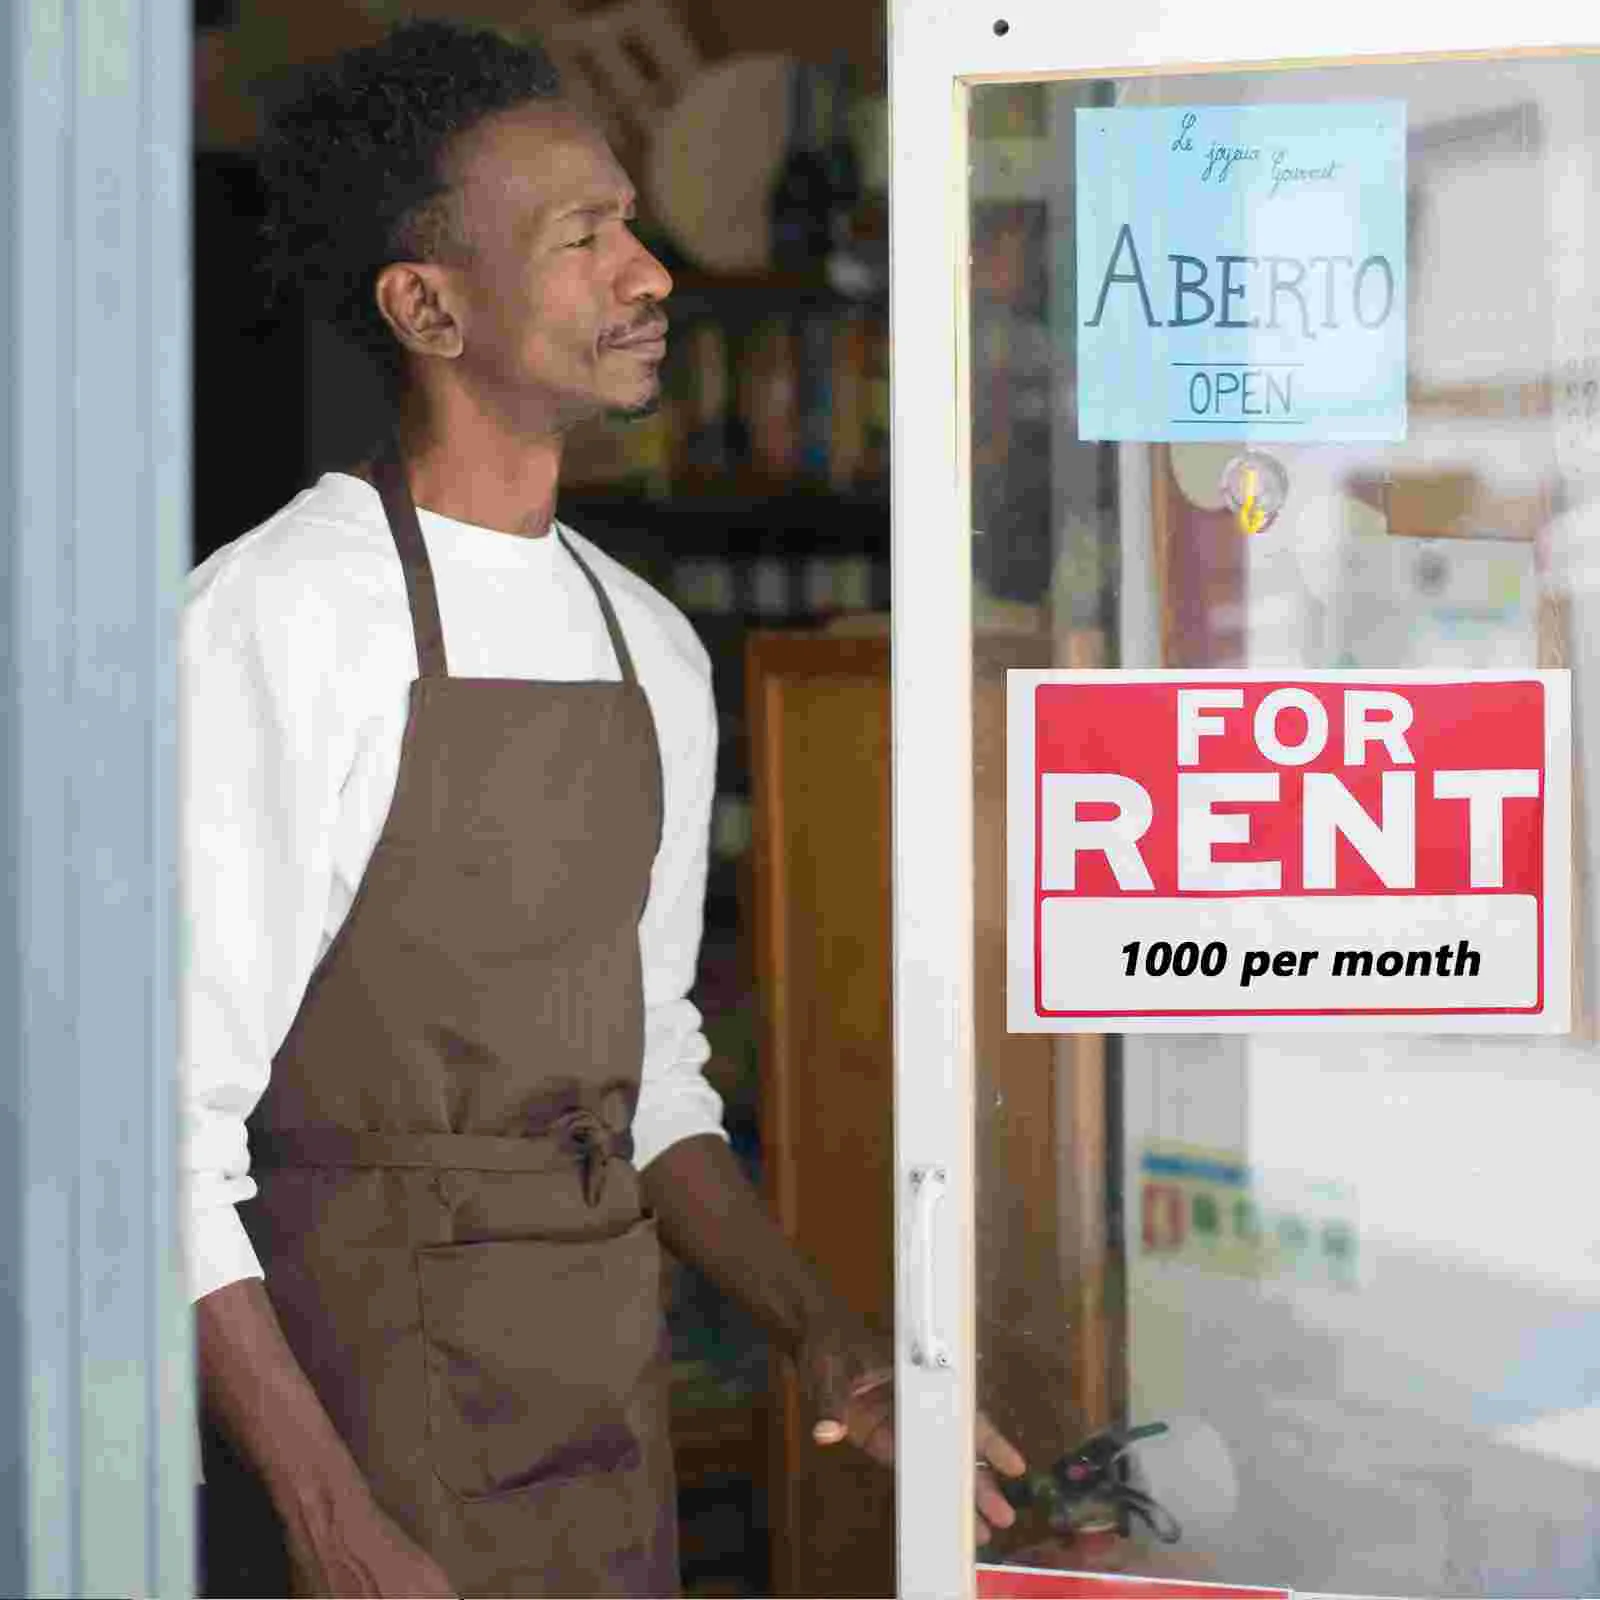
[184,550,456,1595]
[198,1279,456,1598]
[197,1279,370,1534]
[640,1133,838,1360]
[641,1132,1027,1539]
[640,1134,891,1454]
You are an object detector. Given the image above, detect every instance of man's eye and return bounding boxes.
[566,234,597,250]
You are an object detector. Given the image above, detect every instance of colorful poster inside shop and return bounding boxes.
[1005,671,1571,1033]
[1137,1141,1360,1291]
[1075,103,1407,442]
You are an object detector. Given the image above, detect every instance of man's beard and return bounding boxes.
[606,393,662,423]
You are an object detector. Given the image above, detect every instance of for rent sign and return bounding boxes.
[1075,103,1407,442]
[1006,672,1571,1033]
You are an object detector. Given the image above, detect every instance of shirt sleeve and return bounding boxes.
[180,556,351,1303]
[632,643,728,1169]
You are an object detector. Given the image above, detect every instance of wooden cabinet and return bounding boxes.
[748,631,896,1598]
[746,628,1115,1597]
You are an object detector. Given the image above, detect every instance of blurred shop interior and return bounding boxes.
[193,0,892,1594]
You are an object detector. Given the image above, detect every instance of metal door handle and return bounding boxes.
[908,1164,950,1369]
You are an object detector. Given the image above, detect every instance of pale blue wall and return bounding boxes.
[0,1,195,1594]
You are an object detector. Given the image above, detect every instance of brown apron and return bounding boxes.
[200,449,679,1599]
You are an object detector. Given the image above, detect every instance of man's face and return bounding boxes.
[445,100,672,431]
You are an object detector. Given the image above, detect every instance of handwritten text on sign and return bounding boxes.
[1075,103,1407,442]
[1006,672,1571,1033]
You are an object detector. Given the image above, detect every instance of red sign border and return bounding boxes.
[1029,676,1549,1022]
[976,1561,1291,1599]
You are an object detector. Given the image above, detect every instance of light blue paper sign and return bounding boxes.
[1076,102,1407,442]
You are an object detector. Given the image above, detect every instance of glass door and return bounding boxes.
[890,5,1600,1596]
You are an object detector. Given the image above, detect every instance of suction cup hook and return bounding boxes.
[1220,449,1289,536]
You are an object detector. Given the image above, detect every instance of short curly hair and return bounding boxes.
[256,20,562,387]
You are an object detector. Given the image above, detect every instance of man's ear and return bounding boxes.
[374,262,464,362]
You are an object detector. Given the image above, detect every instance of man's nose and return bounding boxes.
[620,240,673,305]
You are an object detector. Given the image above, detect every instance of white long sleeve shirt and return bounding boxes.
[181,471,726,1304]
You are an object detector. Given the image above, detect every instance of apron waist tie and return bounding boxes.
[253,1118,627,1205]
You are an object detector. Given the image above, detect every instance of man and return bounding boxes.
[184,21,1024,1598]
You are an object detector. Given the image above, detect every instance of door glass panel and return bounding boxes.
[970,58,1600,1596]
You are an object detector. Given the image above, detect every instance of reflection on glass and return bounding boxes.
[970,58,1600,1597]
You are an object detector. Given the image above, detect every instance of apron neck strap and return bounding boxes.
[558,532,640,687]
[372,440,641,688]
[372,443,449,679]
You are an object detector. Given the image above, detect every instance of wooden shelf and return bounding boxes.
[558,487,890,552]
[661,267,886,320]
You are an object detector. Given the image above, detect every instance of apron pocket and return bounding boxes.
[414,1214,662,1501]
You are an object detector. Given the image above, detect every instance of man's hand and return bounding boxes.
[283,1487,456,1599]
[197,1278,457,1598]
[640,1138,1030,1543]
[804,1313,1028,1544]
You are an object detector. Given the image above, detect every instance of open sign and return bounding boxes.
[1074,103,1408,443]
[1006,672,1571,1033]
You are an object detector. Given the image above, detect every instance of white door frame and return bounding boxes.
[887,4,1598,1596]
[0,1,194,1594]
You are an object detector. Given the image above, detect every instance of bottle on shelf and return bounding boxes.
[740,316,802,489]
[768,61,834,275]
[679,319,747,492]
[800,549,836,616]
[672,553,737,617]
[822,61,861,247]
[829,307,871,494]
[749,522,793,621]
[859,313,890,496]
[798,309,834,487]
[821,59,879,303]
